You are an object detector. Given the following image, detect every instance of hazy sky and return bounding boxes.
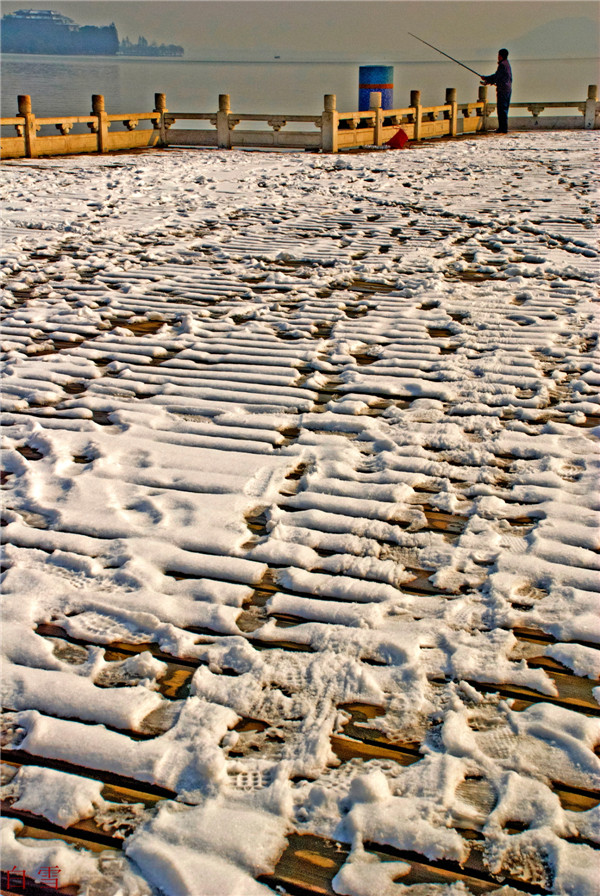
[2,1,599,61]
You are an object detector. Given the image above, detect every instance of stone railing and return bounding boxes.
[329,88,486,151]
[1,85,598,159]
[491,85,600,131]
[155,89,486,153]
[163,93,323,150]
[1,94,163,159]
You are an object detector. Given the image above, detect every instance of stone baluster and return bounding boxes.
[321,94,338,153]
[445,87,458,137]
[18,95,37,159]
[217,94,231,148]
[370,91,383,145]
[91,94,108,153]
[478,84,489,131]
[410,90,422,141]
[585,84,598,129]
[154,92,169,145]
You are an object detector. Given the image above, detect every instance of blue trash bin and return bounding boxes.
[359,65,394,111]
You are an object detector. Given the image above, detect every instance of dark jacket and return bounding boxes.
[484,59,512,95]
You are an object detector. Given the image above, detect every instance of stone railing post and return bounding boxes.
[478,84,489,131]
[321,94,338,153]
[154,92,169,145]
[92,94,109,153]
[370,91,383,145]
[217,94,231,148]
[410,90,422,141]
[445,87,458,136]
[584,84,598,129]
[18,95,37,159]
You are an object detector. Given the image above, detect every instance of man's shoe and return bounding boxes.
[495,129,508,133]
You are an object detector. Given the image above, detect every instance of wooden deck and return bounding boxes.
[2,555,598,894]
[1,137,599,895]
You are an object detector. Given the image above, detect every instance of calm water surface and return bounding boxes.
[2,56,598,118]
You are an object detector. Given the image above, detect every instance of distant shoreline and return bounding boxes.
[2,53,598,64]
[3,50,184,58]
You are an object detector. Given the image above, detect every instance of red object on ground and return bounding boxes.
[385,128,409,148]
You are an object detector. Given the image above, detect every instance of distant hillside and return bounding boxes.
[1,8,184,57]
[470,16,599,61]
[509,17,599,59]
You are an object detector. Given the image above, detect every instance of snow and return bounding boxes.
[7,766,105,828]
[332,850,412,896]
[1,131,599,894]
[1,818,150,893]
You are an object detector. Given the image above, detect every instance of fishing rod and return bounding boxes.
[408,32,483,78]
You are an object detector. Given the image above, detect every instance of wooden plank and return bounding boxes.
[513,627,600,651]
[552,783,600,813]
[421,507,469,534]
[2,759,164,810]
[526,657,599,708]
[279,502,469,538]
[328,710,600,814]
[269,832,541,896]
[1,751,176,801]
[331,735,420,766]
[11,821,114,854]
[1,758,164,853]
[1,803,124,850]
[4,762,595,896]
[27,621,600,721]
[401,569,447,595]
[15,618,599,895]
[463,673,600,716]
[256,611,598,715]
[335,703,422,758]
[35,622,200,668]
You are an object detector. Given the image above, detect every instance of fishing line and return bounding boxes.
[408,32,484,78]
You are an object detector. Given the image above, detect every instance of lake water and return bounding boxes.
[2,55,598,119]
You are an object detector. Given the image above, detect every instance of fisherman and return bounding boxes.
[481,49,512,134]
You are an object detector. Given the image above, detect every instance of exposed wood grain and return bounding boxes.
[463,674,600,716]
[270,832,546,896]
[0,752,176,800]
[331,734,421,765]
[1,803,124,850]
[12,821,114,854]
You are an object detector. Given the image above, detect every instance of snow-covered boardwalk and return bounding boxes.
[1,133,599,896]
